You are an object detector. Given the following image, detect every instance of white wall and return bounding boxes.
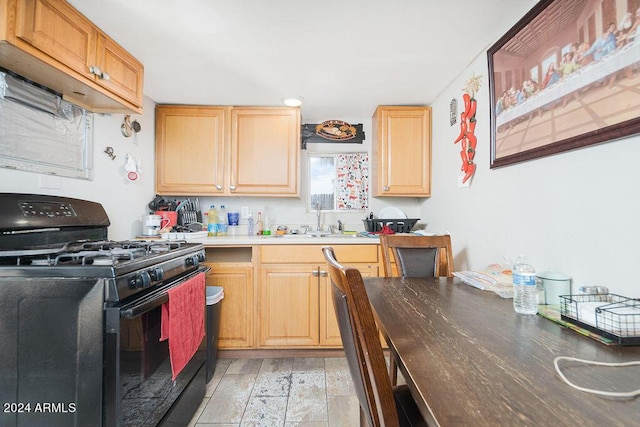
[425,53,640,297]
[0,96,157,240]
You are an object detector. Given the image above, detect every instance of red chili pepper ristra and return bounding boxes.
[462,162,476,183]
[461,93,471,119]
[460,150,469,172]
[457,91,478,183]
[466,98,477,120]
[467,147,475,162]
[467,133,477,150]
[467,119,477,135]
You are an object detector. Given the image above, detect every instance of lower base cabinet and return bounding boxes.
[203,244,380,350]
[259,264,320,347]
[204,247,255,349]
[259,245,379,349]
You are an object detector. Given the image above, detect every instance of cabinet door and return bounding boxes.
[259,264,319,347]
[15,0,96,79]
[372,106,431,196]
[206,265,254,349]
[320,263,378,346]
[155,106,227,195]
[95,32,143,108]
[230,107,300,196]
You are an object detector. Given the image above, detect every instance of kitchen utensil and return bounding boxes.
[155,210,178,231]
[142,214,162,236]
[228,212,240,226]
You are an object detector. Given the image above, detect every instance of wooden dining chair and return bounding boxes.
[379,234,454,278]
[322,246,426,427]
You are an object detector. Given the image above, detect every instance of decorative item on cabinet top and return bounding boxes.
[301,120,364,149]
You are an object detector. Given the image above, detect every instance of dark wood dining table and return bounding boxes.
[363,276,640,427]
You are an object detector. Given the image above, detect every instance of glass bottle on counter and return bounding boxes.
[217,205,228,236]
[256,211,264,235]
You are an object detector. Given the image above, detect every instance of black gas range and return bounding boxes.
[0,193,208,427]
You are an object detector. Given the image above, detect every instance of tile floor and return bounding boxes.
[189,357,360,426]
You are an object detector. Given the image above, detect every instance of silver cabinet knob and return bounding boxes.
[383,186,390,191]
[229,185,236,191]
[89,66,110,80]
[215,184,223,191]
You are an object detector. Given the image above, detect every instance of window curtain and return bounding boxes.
[336,153,369,210]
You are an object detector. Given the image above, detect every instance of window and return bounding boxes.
[308,152,369,212]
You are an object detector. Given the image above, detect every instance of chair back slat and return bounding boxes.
[380,234,454,278]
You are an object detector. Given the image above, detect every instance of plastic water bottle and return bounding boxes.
[207,205,218,237]
[513,256,538,314]
[217,205,228,236]
[247,211,255,236]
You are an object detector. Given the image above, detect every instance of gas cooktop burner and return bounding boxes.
[0,239,194,267]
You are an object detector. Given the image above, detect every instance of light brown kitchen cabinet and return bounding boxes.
[0,0,144,113]
[259,245,378,348]
[229,107,300,196]
[204,247,255,349]
[155,106,228,195]
[155,105,300,197]
[372,106,432,196]
[259,264,320,347]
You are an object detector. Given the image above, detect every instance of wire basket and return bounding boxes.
[362,218,419,233]
[560,293,640,345]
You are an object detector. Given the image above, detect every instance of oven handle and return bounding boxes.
[119,265,210,319]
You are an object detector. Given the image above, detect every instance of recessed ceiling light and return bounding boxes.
[282,96,303,107]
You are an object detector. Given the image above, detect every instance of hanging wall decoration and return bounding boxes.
[449,98,457,126]
[454,73,482,184]
[301,120,365,149]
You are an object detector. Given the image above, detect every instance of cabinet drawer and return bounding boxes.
[261,244,378,264]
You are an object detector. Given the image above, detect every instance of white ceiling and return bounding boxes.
[68,0,537,122]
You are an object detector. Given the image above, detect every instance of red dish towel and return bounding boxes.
[160,272,206,381]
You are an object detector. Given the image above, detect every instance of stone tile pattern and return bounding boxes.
[190,357,359,427]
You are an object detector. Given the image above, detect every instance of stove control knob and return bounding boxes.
[197,252,206,263]
[132,271,151,289]
[185,254,200,267]
[149,267,164,282]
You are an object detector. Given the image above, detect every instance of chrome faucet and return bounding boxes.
[315,202,322,231]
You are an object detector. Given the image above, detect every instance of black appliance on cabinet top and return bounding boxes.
[0,193,208,427]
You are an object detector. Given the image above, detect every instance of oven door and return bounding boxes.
[0,276,104,427]
[104,266,209,427]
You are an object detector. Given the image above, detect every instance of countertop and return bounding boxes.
[181,234,380,246]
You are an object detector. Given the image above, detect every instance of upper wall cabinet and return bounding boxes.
[229,107,300,196]
[155,105,300,197]
[155,106,228,195]
[0,0,144,113]
[372,106,432,197]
